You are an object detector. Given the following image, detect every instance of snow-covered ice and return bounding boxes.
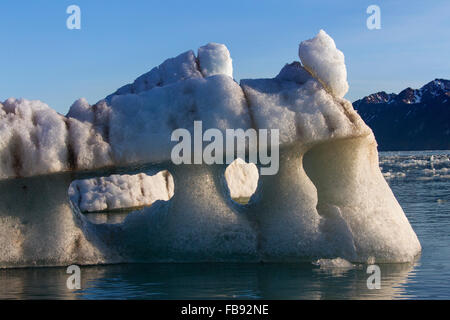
[69,171,174,212]
[0,30,421,267]
[298,30,349,98]
[108,74,251,165]
[0,98,70,178]
[105,50,203,100]
[198,43,233,78]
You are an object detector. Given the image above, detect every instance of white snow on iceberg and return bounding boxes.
[198,42,233,78]
[299,29,349,98]
[69,171,174,213]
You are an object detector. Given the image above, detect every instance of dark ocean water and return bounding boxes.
[0,151,449,300]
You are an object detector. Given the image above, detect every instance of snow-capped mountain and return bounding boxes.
[353,79,450,151]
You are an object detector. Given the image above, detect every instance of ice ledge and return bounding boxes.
[0,31,421,266]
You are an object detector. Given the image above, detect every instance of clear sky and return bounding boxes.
[0,0,449,114]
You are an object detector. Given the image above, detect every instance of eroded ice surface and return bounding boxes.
[0,30,421,267]
[69,171,174,213]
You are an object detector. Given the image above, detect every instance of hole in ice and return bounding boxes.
[224,158,259,204]
[302,137,361,213]
[68,170,174,224]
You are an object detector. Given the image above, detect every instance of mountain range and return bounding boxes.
[353,79,450,151]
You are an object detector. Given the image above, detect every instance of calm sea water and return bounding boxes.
[0,150,449,300]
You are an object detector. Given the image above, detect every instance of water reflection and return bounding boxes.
[0,267,79,299]
[0,261,419,300]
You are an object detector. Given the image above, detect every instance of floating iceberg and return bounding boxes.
[0,30,421,267]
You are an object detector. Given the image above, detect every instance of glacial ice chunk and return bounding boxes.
[108,74,252,164]
[0,32,421,267]
[0,98,69,178]
[198,43,233,78]
[69,171,174,212]
[299,30,349,98]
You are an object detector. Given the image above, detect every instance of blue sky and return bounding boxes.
[0,0,449,114]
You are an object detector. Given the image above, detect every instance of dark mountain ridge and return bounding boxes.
[353,79,450,151]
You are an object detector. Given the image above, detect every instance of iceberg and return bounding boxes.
[0,30,420,267]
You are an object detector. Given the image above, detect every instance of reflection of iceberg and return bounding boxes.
[309,261,418,300]
[0,266,80,299]
[0,262,418,299]
[0,30,420,267]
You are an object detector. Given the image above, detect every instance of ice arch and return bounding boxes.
[0,30,420,267]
